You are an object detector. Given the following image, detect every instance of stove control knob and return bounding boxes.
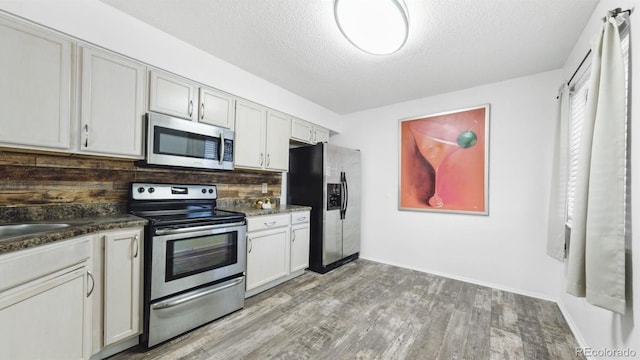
[137,187,145,193]
[202,188,207,194]
[148,187,155,193]
[208,189,214,194]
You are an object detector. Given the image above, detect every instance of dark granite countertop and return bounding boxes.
[224,204,312,217]
[0,202,310,255]
[0,214,148,255]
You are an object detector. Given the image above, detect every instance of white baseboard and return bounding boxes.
[555,301,589,351]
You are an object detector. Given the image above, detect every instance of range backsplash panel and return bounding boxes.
[0,150,281,222]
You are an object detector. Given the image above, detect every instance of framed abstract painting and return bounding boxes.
[399,104,490,215]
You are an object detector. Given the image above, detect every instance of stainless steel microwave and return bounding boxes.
[145,112,234,170]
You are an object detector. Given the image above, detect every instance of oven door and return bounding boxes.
[147,112,234,170]
[150,221,246,300]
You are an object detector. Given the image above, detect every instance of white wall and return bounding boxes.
[557,0,639,355]
[0,0,342,133]
[332,69,565,300]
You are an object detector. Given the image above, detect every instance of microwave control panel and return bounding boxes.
[223,139,234,161]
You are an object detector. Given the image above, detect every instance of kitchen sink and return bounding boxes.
[0,223,71,241]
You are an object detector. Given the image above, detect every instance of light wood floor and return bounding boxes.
[112,260,584,360]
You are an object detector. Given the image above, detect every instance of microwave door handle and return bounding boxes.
[219,133,225,165]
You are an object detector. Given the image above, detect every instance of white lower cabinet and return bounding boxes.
[0,226,144,360]
[290,211,310,273]
[246,214,290,293]
[0,235,94,360]
[91,227,144,359]
[103,228,143,346]
[245,211,310,298]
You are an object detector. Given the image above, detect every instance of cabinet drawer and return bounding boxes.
[0,235,93,292]
[246,214,289,232]
[291,212,310,225]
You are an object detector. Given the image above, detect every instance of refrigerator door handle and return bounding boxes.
[340,172,346,219]
[344,173,349,217]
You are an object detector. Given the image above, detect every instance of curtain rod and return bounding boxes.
[566,7,633,87]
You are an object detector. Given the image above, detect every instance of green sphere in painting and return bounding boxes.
[457,131,477,148]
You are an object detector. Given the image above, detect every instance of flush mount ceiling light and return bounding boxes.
[334,0,409,55]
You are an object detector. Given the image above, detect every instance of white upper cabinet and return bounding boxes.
[0,15,73,151]
[198,87,235,129]
[235,100,290,172]
[78,46,146,158]
[149,70,198,120]
[235,100,266,169]
[265,110,291,171]
[291,117,329,145]
[314,126,330,144]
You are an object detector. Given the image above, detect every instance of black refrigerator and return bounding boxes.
[288,143,361,274]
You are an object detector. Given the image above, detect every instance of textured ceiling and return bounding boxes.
[100,0,598,114]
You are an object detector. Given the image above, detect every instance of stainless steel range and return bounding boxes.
[129,183,246,348]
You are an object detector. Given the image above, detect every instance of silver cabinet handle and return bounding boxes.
[292,230,296,242]
[248,237,253,253]
[297,217,307,221]
[309,128,313,142]
[313,129,317,143]
[133,234,139,258]
[260,153,264,166]
[200,103,205,119]
[264,221,276,227]
[84,124,89,147]
[188,100,194,118]
[266,154,270,167]
[87,271,95,298]
[151,277,244,310]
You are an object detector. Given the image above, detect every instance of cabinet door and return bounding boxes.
[198,87,235,129]
[149,70,197,120]
[103,228,142,346]
[0,16,72,150]
[265,110,291,171]
[290,223,310,273]
[234,100,266,169]
[246,227,289,291]
[0,236,95,359]
[0,263,92,360]
[291,118,313,144]
[313,126,330,144]
[79,46,146,158]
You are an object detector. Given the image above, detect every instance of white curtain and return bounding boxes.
[566,15,627,314]
[546,84,570,261]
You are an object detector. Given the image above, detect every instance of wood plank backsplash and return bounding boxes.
[0,150,282,208]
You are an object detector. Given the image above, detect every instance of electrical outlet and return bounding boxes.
[261,183,268,194]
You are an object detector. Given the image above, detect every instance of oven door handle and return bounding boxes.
[151,277,244,310]
[154,221,246,236]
